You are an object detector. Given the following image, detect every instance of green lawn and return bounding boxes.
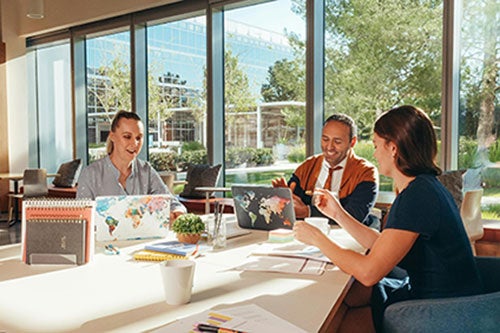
[484,187,500,197]
[225,170,294,186]
[172,169,294,195]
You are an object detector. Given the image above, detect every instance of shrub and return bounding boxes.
[253,148,274,166]
[172,213,205,234]
[489,140,500,162]
[182,141,205,152]
[149,151,178,171]
[482,167,500,188]
[177,150,208,171]
[482,204,500,220]
[225,147,273,168]
[89,143,105,149]
[458,137,478,169]
[354,141,376,165]
[89,148,107,163]
[226,147,255,167]
[287,145,306,163]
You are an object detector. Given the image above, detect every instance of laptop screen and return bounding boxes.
[231,185,295,230]
[94,194,171,241]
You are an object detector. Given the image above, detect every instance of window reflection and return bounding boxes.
[86,30,131,162]
[147,17,207,181]
[458,0,500,218]
[224,0,306,186]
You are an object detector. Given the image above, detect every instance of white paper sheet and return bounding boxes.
[153,303,308,333]
[229,255,326,275]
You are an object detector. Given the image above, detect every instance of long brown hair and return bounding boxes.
[374,105,441,177]
[106,110,142,154]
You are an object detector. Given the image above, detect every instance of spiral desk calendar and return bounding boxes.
[21,198,95,265]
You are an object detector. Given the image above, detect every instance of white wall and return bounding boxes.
[2,0,29,173]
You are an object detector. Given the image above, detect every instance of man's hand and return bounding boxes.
[272,177,288,188]
[272,179,309,218]
[293,192,310,218]
[287,182,310,218]
[169,210,184,227]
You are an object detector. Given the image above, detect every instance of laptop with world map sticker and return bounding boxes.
[231,185,295,231]
[94,194,171,241]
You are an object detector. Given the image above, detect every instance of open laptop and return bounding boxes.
[231,185,296,230]
[95,194,171,241]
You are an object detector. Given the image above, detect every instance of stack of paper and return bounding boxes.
[228,241,331,275]
[231,256,327,275]
[153,303,308,333]
[251,241,331,263]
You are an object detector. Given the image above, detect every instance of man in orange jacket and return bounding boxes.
[273,114,379,228]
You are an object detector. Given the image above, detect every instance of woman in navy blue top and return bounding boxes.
[293,105,483,332]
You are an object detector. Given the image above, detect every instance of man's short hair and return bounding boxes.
[324,114,357,140]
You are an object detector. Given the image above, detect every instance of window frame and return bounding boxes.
[25,0,460,179]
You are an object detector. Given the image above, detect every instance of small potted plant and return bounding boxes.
[171,213,205,244]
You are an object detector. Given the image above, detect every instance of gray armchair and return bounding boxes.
[383,256,500,333]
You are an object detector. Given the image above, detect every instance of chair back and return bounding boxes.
[179,164,222,199]
[475,256,500,293]
[158,171,176,193]
[460,188,484,242]
[23,168,48,197]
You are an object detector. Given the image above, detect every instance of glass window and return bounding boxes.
[146,16,207,183]
[86,30,131,163]
[224,0,306,186]
[323,0,443,191]
[458,0,500,219]
[34,41,73,172]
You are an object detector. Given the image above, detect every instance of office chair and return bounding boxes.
[461,188,484,255]
[8,169,48,224]
[384,256,500,332]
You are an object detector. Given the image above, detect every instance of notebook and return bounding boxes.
[26,219,87,265]
[95,194,171,241]
[22,198,95,265]
[145,240,210,256]
[132,249,187,262]
[231,185,296,230]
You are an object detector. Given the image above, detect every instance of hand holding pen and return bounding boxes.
[104,244,120,255]
[196,323,247,333]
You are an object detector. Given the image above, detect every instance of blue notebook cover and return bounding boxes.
[145,241,209,256]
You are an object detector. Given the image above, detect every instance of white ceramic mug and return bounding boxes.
[304,217,330,235]
[159,259,195,305]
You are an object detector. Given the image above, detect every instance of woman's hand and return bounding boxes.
[169,210,184,227]
[313,188,344,221]
[293,220,326,246]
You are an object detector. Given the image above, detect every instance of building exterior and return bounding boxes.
[86,17,301,150]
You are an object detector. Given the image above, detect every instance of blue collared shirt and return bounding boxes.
[76,155,186,213]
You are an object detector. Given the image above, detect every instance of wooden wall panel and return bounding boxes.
[0,42,5,64]
[0,41,9,212]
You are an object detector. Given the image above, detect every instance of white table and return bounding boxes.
[0,228,363,332]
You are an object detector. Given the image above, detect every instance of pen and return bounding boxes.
[196,323,247,333]
[105,244,120,255]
